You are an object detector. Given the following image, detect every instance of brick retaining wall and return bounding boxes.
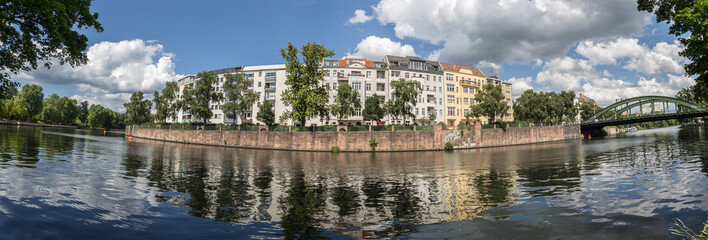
[127,124,580,152]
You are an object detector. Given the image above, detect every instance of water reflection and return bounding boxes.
[0,125,706,239]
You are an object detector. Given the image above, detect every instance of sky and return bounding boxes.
[10,0,695,112]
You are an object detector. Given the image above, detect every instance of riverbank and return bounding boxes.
[0,120,110,131]
[127,124,581,152]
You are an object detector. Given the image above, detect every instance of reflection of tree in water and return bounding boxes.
[122,146,148,178]
[0,127,41,165]
[387,178,422,222]
[473,170,514,207]
[279,171,327,240]
[362,177,385,209]
[516,163,581,197]
[254,166,273,222]
[332,179,359,217]
[214,166,255,223]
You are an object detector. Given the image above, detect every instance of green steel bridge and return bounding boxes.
[580,95,708,132]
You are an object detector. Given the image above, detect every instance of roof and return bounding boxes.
[241,64,286,71]
[322,58,384,68]
[439,62,485,77]
[384,55,443,74]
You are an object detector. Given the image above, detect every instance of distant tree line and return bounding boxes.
[0,84,125,129]
[514,89,587,124]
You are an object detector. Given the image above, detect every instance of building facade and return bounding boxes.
[170,56,514,126]
[439,62,487,127]
[384,55,445,125]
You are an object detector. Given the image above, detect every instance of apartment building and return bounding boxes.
[439,63,487,127]
[486,76,514,122]
[316,58,388,125]
[384,55,445,125]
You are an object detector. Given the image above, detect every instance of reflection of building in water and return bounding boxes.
[145,141,522,239]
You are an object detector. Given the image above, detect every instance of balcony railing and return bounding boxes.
[265,76,276,81]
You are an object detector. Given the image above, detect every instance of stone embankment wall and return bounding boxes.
[128,124,580,152]
[451,124,581,149]
[0,121,78,129]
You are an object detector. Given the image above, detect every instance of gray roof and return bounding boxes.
[384,55,443,74]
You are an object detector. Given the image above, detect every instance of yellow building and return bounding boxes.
[440,63,487,127]
[486,76,514,122]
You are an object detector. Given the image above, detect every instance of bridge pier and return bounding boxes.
[581,126,608,138]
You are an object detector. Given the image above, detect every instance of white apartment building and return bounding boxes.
[384,55,445,125]
[312,58,388,125]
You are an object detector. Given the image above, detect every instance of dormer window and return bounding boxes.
[408,60,427,71]
[324,60,338,67]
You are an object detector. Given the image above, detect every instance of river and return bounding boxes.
[0,125,706,239]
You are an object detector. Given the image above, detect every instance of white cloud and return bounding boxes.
[13,39,179,112]
[576,38,687,75]
[347,36,416,60]
[475,61,504,76]
[536,57,596,90]
[372,0,651,65]
[508,77,534,98]
[348,9,373,24]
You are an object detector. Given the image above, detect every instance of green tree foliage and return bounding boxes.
[638,0,708,102]
[428,112,437,123]
[464,106,481,124]
[18,84,43,120]
[386,78,421,124]
[78,100,89,123]
[123,91,152,125]
[188,71,222,125]
[256,100,275,126]
[161,81,179,122]
[152,91,165,123]
[279,42,334,126]
[222,72,257,126]
[363,95,384,124]
[87,104,118,128]
[40,94,79,125]
[474,83,509,123]
[514,89,579,123]
[3,96,28,120]
[330,83,360,122]
[579,101,602,121]
[0,0,103,100]
[676,84,708,108]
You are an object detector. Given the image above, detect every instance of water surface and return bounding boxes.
[0,125,706,239]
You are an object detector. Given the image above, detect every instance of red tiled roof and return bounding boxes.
[440,62,485,77]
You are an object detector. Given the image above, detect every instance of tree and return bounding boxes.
[5,96,28,120]
[579,101,602,121]
[222,72,257,126]
[40,94,62,124]
[474,83,509,123]
[87,104,115,128]
[676,84,708,108]
[17,84,43,121]
[637,0,708,102]
[0,0,103,100]
[279,42,334,126]
[78,101,89,124]
[513,89,547,123]
[123,91,152,125]
[152,91,165,123]
[188,71,222,125]
[160,81,179,123]
[256,100,275,126]
[387,78,422,124]
[464,107,481,125]
[330,83,361,122]
[363,95,384,124]
[428,112,437,125]
[58,96,79,125]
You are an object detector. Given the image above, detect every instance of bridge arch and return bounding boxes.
[583,95,707,125]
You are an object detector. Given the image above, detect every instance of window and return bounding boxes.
[433,86,436,92]
[366,83,371,91]
[245,73,254,79]
[415,108,419,115]
[352,82,362,90]
[391,71,400,77]
[464,98,468,105]
[470,99,475,105]
[258,82,262,87]
[426,75,430,81]
[354,108,362,116]
[366,71,371,78]
[405,72,409,78]
[506,91,511,95]
[326,71,330,77]
[377,84,385,91]
[265,72,276,78]
[408,60,428,71]
[447,107,455,116]
[324,60,338,66]
[333,83,337,89]
[446,73,454,81]
[446,84,455,92]
[447,95,455,104]
[463,87,468,93]
[464,109,469,115]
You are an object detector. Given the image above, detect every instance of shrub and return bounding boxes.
[444,142,453,151]
[437,121,448,130]
[331,146,341,153]
[369,138,378,151]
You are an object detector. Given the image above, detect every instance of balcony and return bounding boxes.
[460,79,475,86]
[265,76,277,82]
[264,86,276,91]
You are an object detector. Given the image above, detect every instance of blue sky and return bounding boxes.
[11,0,694,111]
